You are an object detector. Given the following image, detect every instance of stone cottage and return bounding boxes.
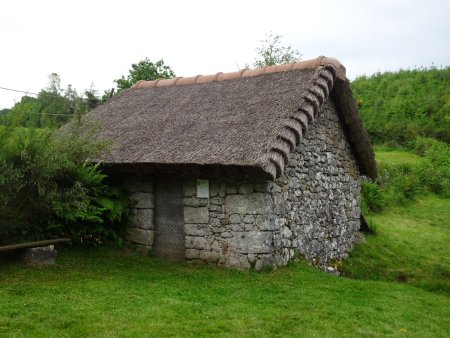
[86,56,376,271]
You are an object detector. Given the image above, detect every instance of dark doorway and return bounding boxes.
[153,177,185,260]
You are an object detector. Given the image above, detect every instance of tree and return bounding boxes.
[101,89,115,104]
[46,73,63,94]
[251,32,302,68]
[84,83,101,111]
[3,74,84,128]
[114,58,175,90]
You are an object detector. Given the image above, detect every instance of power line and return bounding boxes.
[0,86,79,99]
[0,86,41,96]
[0,86,83,116]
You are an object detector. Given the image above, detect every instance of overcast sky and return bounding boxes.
[1,0,449,109]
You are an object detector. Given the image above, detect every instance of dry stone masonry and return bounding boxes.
[124,99,361,273]
[125,178,155,255]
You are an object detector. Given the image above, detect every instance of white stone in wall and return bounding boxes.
[281,226,292,239]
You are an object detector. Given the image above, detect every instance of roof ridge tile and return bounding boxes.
[131,56,347,90]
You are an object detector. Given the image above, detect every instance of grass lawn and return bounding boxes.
[373,146,425,166]
[1,248,450,337]
[344,195,450,295]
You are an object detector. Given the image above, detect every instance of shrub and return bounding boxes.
[414,138,450,197]
[0,123,130,246]
[364,139,450,214]
[361,182,386,212]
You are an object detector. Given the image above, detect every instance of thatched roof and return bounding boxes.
[87,56,376,179]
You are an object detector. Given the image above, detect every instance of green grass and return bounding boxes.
[1,248,449,337]
[344,195,450,295]
[376,149,423,165]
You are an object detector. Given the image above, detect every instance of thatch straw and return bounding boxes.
[84,57,376,179]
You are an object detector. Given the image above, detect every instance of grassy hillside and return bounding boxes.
[351,67,450,145]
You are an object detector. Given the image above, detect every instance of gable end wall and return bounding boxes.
[270,98,361,272]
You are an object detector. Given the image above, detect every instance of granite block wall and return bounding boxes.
[124,176,155,255]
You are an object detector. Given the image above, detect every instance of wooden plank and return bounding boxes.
[0,238,71,252]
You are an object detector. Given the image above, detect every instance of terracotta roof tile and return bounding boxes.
[156,78,177,87]
[216,70,245,82]
[175,76,198,86]
[196,73,221,84]
[265,63,294,74]
[131,56,347,90]
[241,67,266,78]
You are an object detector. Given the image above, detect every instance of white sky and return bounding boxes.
[1,0,449,109]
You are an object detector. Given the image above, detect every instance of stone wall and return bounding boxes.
[270,99,361,273]
[125,177,155,255]
[183,177,278,270]
[123,98,361,272]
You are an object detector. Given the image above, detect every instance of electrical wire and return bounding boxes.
[0,86,66,98]
[0,86,93,116]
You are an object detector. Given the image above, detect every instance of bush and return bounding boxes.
[363,138,450,213]
[361,182,386,212]
[0,123,130,246]
[414,138,450,197]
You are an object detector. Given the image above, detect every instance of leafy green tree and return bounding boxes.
[115,57,175,90]
[1,74,103,128]
[251,32,302,68]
